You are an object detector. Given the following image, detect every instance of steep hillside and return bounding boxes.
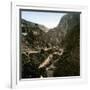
[21,13,80,78]
[53,13,80,76]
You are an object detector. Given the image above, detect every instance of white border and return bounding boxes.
[11,1,88,88]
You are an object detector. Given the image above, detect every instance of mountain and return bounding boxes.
[53,13,80,76]
[38,24,49,32]
[21,13,80,78]
[21,19,49,33]
[45,13,80,48]
[21,19,49,50]
[57,13,80,32]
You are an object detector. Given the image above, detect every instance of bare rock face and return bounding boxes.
[53,13,80,76]
[21,13,80,78]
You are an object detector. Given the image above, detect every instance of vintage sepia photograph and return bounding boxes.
[20,9,80,79]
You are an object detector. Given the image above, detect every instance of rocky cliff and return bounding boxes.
[21,12,80,78]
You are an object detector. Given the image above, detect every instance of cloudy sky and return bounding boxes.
[21,10,66,29]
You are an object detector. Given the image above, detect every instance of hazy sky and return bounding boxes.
[21,11,66,29]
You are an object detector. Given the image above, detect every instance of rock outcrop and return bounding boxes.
[21,12,80,78]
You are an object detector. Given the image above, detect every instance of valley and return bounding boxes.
[21,13,80,78]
